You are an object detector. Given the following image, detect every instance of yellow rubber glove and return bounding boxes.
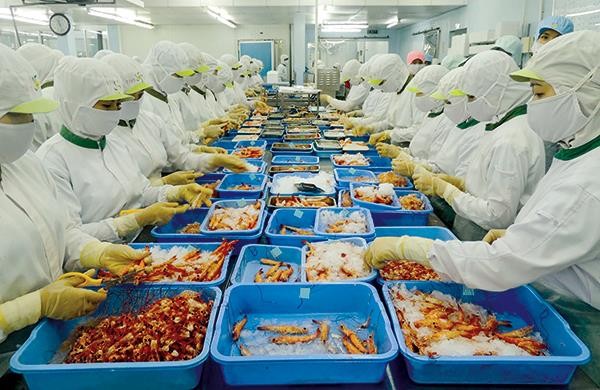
[161,170,203,185]
[347,110,362,118]
[80,242,151,275]
[168,183,214,207]
[376,142,401,158]
[437,174,466,191]
[195,145,227,154]
[255,101,271,112]
[134,202,190,227]
[340,116,354,130]
[483,229,506,244]
[352,124,373,136]
[207,118,227,126]
[40,270,107,320]
[392,158,417,177]
[208,154,249,173]
[320,94,332,106]
[364,237,434,269]
[369,131,391,145]
[200,124,225,140]
[413,165,463,205]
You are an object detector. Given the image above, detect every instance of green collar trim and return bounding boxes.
[457,117,480,130]
[118,119,137,128]
[191,85,206,97]
[60,126,106,150]
[485,104,527,131]
[555,134,600,161]
[428,109,444,118]
[41,80,54,89]
[146,87,168,104]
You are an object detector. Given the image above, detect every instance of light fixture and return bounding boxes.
[124,0,145,7]
[321,27,362,33]
[566,8,600,17]
[0,9,48,25]
[207,7,236,29]
[88,8,154,29]
[386,16,399,29]
[322,24,368,29]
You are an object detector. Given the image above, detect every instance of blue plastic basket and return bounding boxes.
[264,208,328,247]
[216,173,267,199]
[271,155,320,165]
[270,172,337,197]
[150,209,262,256]
[230,244,302,284]
[371,227,457,284]
[200,199,266,236]
[210,283,398,385]
[212,140,238,150]
[128,242,233,287]
[234,140,267,149]
[381,282,591,385]
[301,237,377,283]
[350,183,401,211]
[10,285,221,390]
[371,190,433,226]
[313,207,375,240]
[334,168,378,189]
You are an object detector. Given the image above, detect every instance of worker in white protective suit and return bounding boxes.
[220,54,271,113]
[277,54,289,82]
[321,59,369,112]
[372,65,455,163]
[198,53,229,121]
[36,57,214,243]
[0,45,149,374]
[492,35,523,66]
[352,54,426,144]
[249,59,264,88]
[102,53,228,187]
[365,31,600,386]
[407,50,546,240]
[531,15,574,54]
[342,55,394,131]
[16,43,63,149]
[93,49,114,59]
[440,53,465,70]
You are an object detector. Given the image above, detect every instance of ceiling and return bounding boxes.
[0,0,465,34]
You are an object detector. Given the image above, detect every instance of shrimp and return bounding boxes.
[232,315,247,341]
[271,330,319,345]
[239,344,251,356]
[339,324,367,353]
[366,332,377,354]
[257,325,308,335]
[342,336,363,354]
[313,320,329,343]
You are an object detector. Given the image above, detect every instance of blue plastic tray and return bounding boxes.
[301,237,377,283]
[271,155,319,165]
[234,140,267,149]
[210,283,398,385]
[334,168,378,189]
[264,208,327,247]
[314,207,375,240]
[330,155,392,169]
[216,173,267,199]
[128,242,233,287]
[150,209,262,256]
[200,199,266,236]
[270,144,314,155]
[371,227,457,284]
[371,190,433,226]
[230,244,302,284]
[270,172,337,197]
[223,159,267,174]
[10,285,221,390]
[376,171,415,190]
[381,282,590,385]
[350,183,401,211]
[212,140,238,150]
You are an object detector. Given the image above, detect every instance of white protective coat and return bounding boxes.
[328,59,369,112]
[450,51,545,230]
[36,57,172,242]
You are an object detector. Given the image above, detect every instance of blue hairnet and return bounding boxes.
[424,53,433,63]
[493,35,523,61]
[537,16,574,39]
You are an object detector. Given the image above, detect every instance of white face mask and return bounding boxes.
[186,73,203,86]
[414,95,441,113]
[72,106,121,138]
[0,121,36,164]
[206,75,226,93]
[527,71,600,143]
[467,96,497,122]
[408,63,425,75]
[120,98,142,122]
[158,74,185,95]
[444,98,470,124]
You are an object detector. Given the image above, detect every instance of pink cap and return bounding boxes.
[406,50,425,65]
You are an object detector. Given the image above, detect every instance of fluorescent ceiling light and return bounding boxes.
[566,8,600,17]
[321,27,361,33]
[386,16,398,28]
[124,0,145,7]
[88,8,154,29]
[0,9,48,25]
[322,24,368,29]
[207,7,236,28]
